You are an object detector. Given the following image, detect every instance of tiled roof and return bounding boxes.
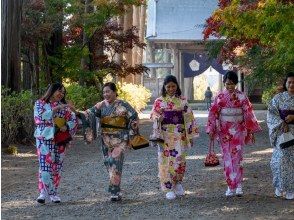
[146,0,218,41]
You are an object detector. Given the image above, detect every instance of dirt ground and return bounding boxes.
[1,111,293,219]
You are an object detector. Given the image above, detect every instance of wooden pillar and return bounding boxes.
[123,5,133,83]
[114,14,124,83]
[184,78,194,100]
[138,5,146,84]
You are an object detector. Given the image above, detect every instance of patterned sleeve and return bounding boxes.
[242,95,262,134]
[267,94,283,147]
[85,102,102,118]
[34,100,53,124]
[150,98,163,121]
[206,95,220,136]
[64,108,78,136]
[122,101,139,137]
[182,97,199,139]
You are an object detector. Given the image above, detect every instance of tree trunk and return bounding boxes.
[22,48,33,90]
[33,42,40,94]
[1,0,23,92]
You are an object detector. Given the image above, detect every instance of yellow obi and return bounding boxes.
[100,116,127,133]
[54,117,66,128]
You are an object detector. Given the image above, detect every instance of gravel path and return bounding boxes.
[1,111,293,219]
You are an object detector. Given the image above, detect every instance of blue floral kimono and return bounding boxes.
[267,91,294,193]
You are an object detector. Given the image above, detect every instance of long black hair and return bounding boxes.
[41,83,66,103]
[283,72,294,91]
[161,75,182,97]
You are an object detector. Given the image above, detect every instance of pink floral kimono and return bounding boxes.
[206,89,261,190]
[150,95,199,191]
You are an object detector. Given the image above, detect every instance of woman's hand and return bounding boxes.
[60,125,67,132]
[285,114,294,123]
[251,134,255,144]
[209,133,215,140]
[53,104,68,113]
[281,122,289,133]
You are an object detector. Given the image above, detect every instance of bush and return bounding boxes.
[117,82,151,112]
[1,88,35,147]
[4,145,18,155]
[65,83,102,110]
[262,85,282,106]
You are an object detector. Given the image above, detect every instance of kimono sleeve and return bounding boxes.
[64,108,78,136]
[206,96,219,136]
[267,94,284,147]
[122,101,139,137]
[242,95,262,134]
[34,100,53,124]
[150,98,163,121]
[182,97,199,139]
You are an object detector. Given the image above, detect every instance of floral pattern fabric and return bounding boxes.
[206,89,261,190]
[267,91,294,192]
[34,99,77,195]
[85,99,138,195]
[150,95,199,191]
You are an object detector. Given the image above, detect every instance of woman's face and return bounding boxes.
[165,81,177,96]
[224,79,237,93]
[286,76,294,94]
[51,87,65,102]
[103,86,117,103]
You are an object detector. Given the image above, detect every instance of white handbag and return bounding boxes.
[280,132,294,149]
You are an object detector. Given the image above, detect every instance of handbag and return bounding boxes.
[130,134,149,150]
[204,140,220,167]
[54,130,72,146]
[280,132,294,149]
[53,117,72,146]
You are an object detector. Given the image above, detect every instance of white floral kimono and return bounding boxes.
[267,91,294,193]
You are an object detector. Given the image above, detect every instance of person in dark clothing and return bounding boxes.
[205,86,213,110]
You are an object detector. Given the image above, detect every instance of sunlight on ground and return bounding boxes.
[244,157,262,164]
[16,152,36,158]
[220,206,242,212]
[186,155,206,160]
[251,148,273,155]
[139,191,157,196]
[1,167,27,171]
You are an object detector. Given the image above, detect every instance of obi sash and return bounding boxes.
[220,108,243,122]
[162,110,184,125]
[100,116,127,132]
[279,109,294,124]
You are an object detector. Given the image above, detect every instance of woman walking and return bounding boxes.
[206,71,261,197]
[77,82,139,202]
[34,83,77,203]
[267,72,294,200]
[150,75,199,200]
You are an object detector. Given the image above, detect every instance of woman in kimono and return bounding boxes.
[78,82,138,202]
[267,72,294,200]
[206,71,261,197]
[150,75,199,200]
[34,83,77,203]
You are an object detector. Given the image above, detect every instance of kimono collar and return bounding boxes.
[284,91,294,99]
[104,99,118,107]
[163,94,177,101]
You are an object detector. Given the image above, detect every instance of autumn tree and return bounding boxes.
[203,0,294,90]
